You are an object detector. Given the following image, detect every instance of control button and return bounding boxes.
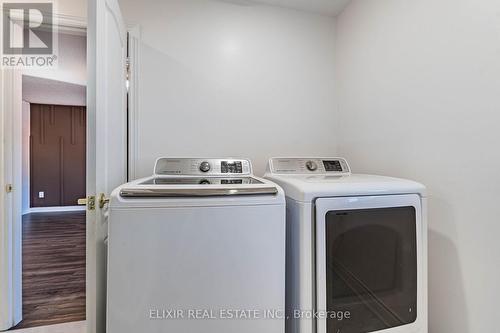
[199,179,211,185]
[199,161,211,173]
[306,161,318,171]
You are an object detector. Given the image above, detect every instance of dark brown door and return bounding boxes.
[30,104,86,207]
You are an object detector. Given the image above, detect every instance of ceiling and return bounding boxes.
[219,0,352,16]
[23,76,86,107]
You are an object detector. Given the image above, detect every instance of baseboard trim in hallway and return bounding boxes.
[9,321,86,333]
[26,207,86,214]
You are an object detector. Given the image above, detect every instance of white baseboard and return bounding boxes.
[10,320,86,333]
[24,206,86,214]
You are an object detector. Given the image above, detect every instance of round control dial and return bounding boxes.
[199,161,211,173]
[305,161,318,171]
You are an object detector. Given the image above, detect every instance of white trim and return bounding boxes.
[127,25,141,181]
[0,69,12,331]
[1,9,86,35]
[26,206,86,214]
[9,320,86,333]
[86,0,98,331]
[56,13,87,33]
[11,70,23,327]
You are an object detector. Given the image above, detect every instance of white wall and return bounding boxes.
[119,0,338,177]
[23,33,87,86]
[57,0,87,18]
[21,0,87,85]
[335,0,500,332]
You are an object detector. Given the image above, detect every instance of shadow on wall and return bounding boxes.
[428,198,469,333]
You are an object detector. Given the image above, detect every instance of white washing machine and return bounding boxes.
[264,158,427,333]
[107,158,285,333]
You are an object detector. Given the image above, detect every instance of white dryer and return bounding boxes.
[107,158,285,333]
[264,158,427,333]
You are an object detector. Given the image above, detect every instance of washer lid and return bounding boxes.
[111,175,285,207]
[118,175,281,198]
[113,158,284,201]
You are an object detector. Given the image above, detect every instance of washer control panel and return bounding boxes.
[268,158,351,175]
[154,158,252,176]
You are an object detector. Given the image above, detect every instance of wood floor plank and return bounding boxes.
[12,212,86,330]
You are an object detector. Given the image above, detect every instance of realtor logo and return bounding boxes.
[1,1,57,67]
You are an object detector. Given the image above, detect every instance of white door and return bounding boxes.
[86,0,127,332]
[315,194,426,333]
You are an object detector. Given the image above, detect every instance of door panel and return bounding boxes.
[316,195,424,333]
[87,0,127,332]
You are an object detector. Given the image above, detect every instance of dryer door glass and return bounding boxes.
[324,207,417,333]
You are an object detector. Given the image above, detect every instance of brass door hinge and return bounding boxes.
[126,57,130,76]
[5,184,13,193]
[78,196,96,211]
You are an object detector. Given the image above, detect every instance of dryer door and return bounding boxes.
[315,194,424,333]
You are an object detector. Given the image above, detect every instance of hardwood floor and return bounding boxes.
[12,212,86,330]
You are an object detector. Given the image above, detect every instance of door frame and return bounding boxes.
[314,194,426,333]
[0,68,23,330]
[126,25,140,181]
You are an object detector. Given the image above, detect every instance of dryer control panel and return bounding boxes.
[268,158,351,175]
[154,158,252,176]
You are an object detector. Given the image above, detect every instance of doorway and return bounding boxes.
[2,0,130,331]
[10,30,87,331]
[28,103,86,209]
